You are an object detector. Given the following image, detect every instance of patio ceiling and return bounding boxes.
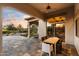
[29,3,74,14]
[1,3,74,19]
[29,3,74,19]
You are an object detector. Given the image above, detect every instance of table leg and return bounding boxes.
[54,43,56,55]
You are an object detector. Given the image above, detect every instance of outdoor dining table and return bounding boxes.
[44,37,59,55]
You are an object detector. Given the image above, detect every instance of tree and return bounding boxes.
[3,24,17,34]
[30,24,38,36]
[17,24,23,32]
[7,24,16,30]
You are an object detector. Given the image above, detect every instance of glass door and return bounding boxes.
[47,16,65,41]
[47,22,65,41]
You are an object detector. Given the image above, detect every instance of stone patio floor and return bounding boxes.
[0,36,41,56]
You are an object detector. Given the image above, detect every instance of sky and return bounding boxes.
[2,7,26,20]
[2,7,30,28]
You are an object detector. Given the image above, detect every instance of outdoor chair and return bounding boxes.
[42,43,53,56]
[41,36,48,42]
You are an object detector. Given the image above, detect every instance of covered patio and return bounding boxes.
[0,3,79,56]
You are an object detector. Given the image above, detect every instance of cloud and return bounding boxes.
[2,7,29,28]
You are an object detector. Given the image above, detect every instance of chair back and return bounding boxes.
[41,36,48,41]
[42,43,51,53]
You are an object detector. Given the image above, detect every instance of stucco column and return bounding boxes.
[38,19,47,39]
[27,22,30,38]
[0,6,2,53]
[65,13,74,45]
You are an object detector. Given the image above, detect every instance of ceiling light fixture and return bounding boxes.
[46,3,51,10]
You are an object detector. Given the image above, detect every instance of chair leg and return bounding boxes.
[49,52,51,56]
[49,45,53,56]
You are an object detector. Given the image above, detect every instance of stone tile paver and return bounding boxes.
[1,36,41,56]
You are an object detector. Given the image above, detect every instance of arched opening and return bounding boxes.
[2,6,41,56]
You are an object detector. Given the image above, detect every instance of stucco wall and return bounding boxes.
[38,19,47,39]
[63,6,79,54]
[65,12,74,45]
[74,4,79,54]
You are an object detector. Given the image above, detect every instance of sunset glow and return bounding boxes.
[2,7,31,28]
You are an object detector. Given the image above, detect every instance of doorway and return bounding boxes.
[47,16,65,42]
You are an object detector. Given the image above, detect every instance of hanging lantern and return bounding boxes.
[48,18,56,23]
